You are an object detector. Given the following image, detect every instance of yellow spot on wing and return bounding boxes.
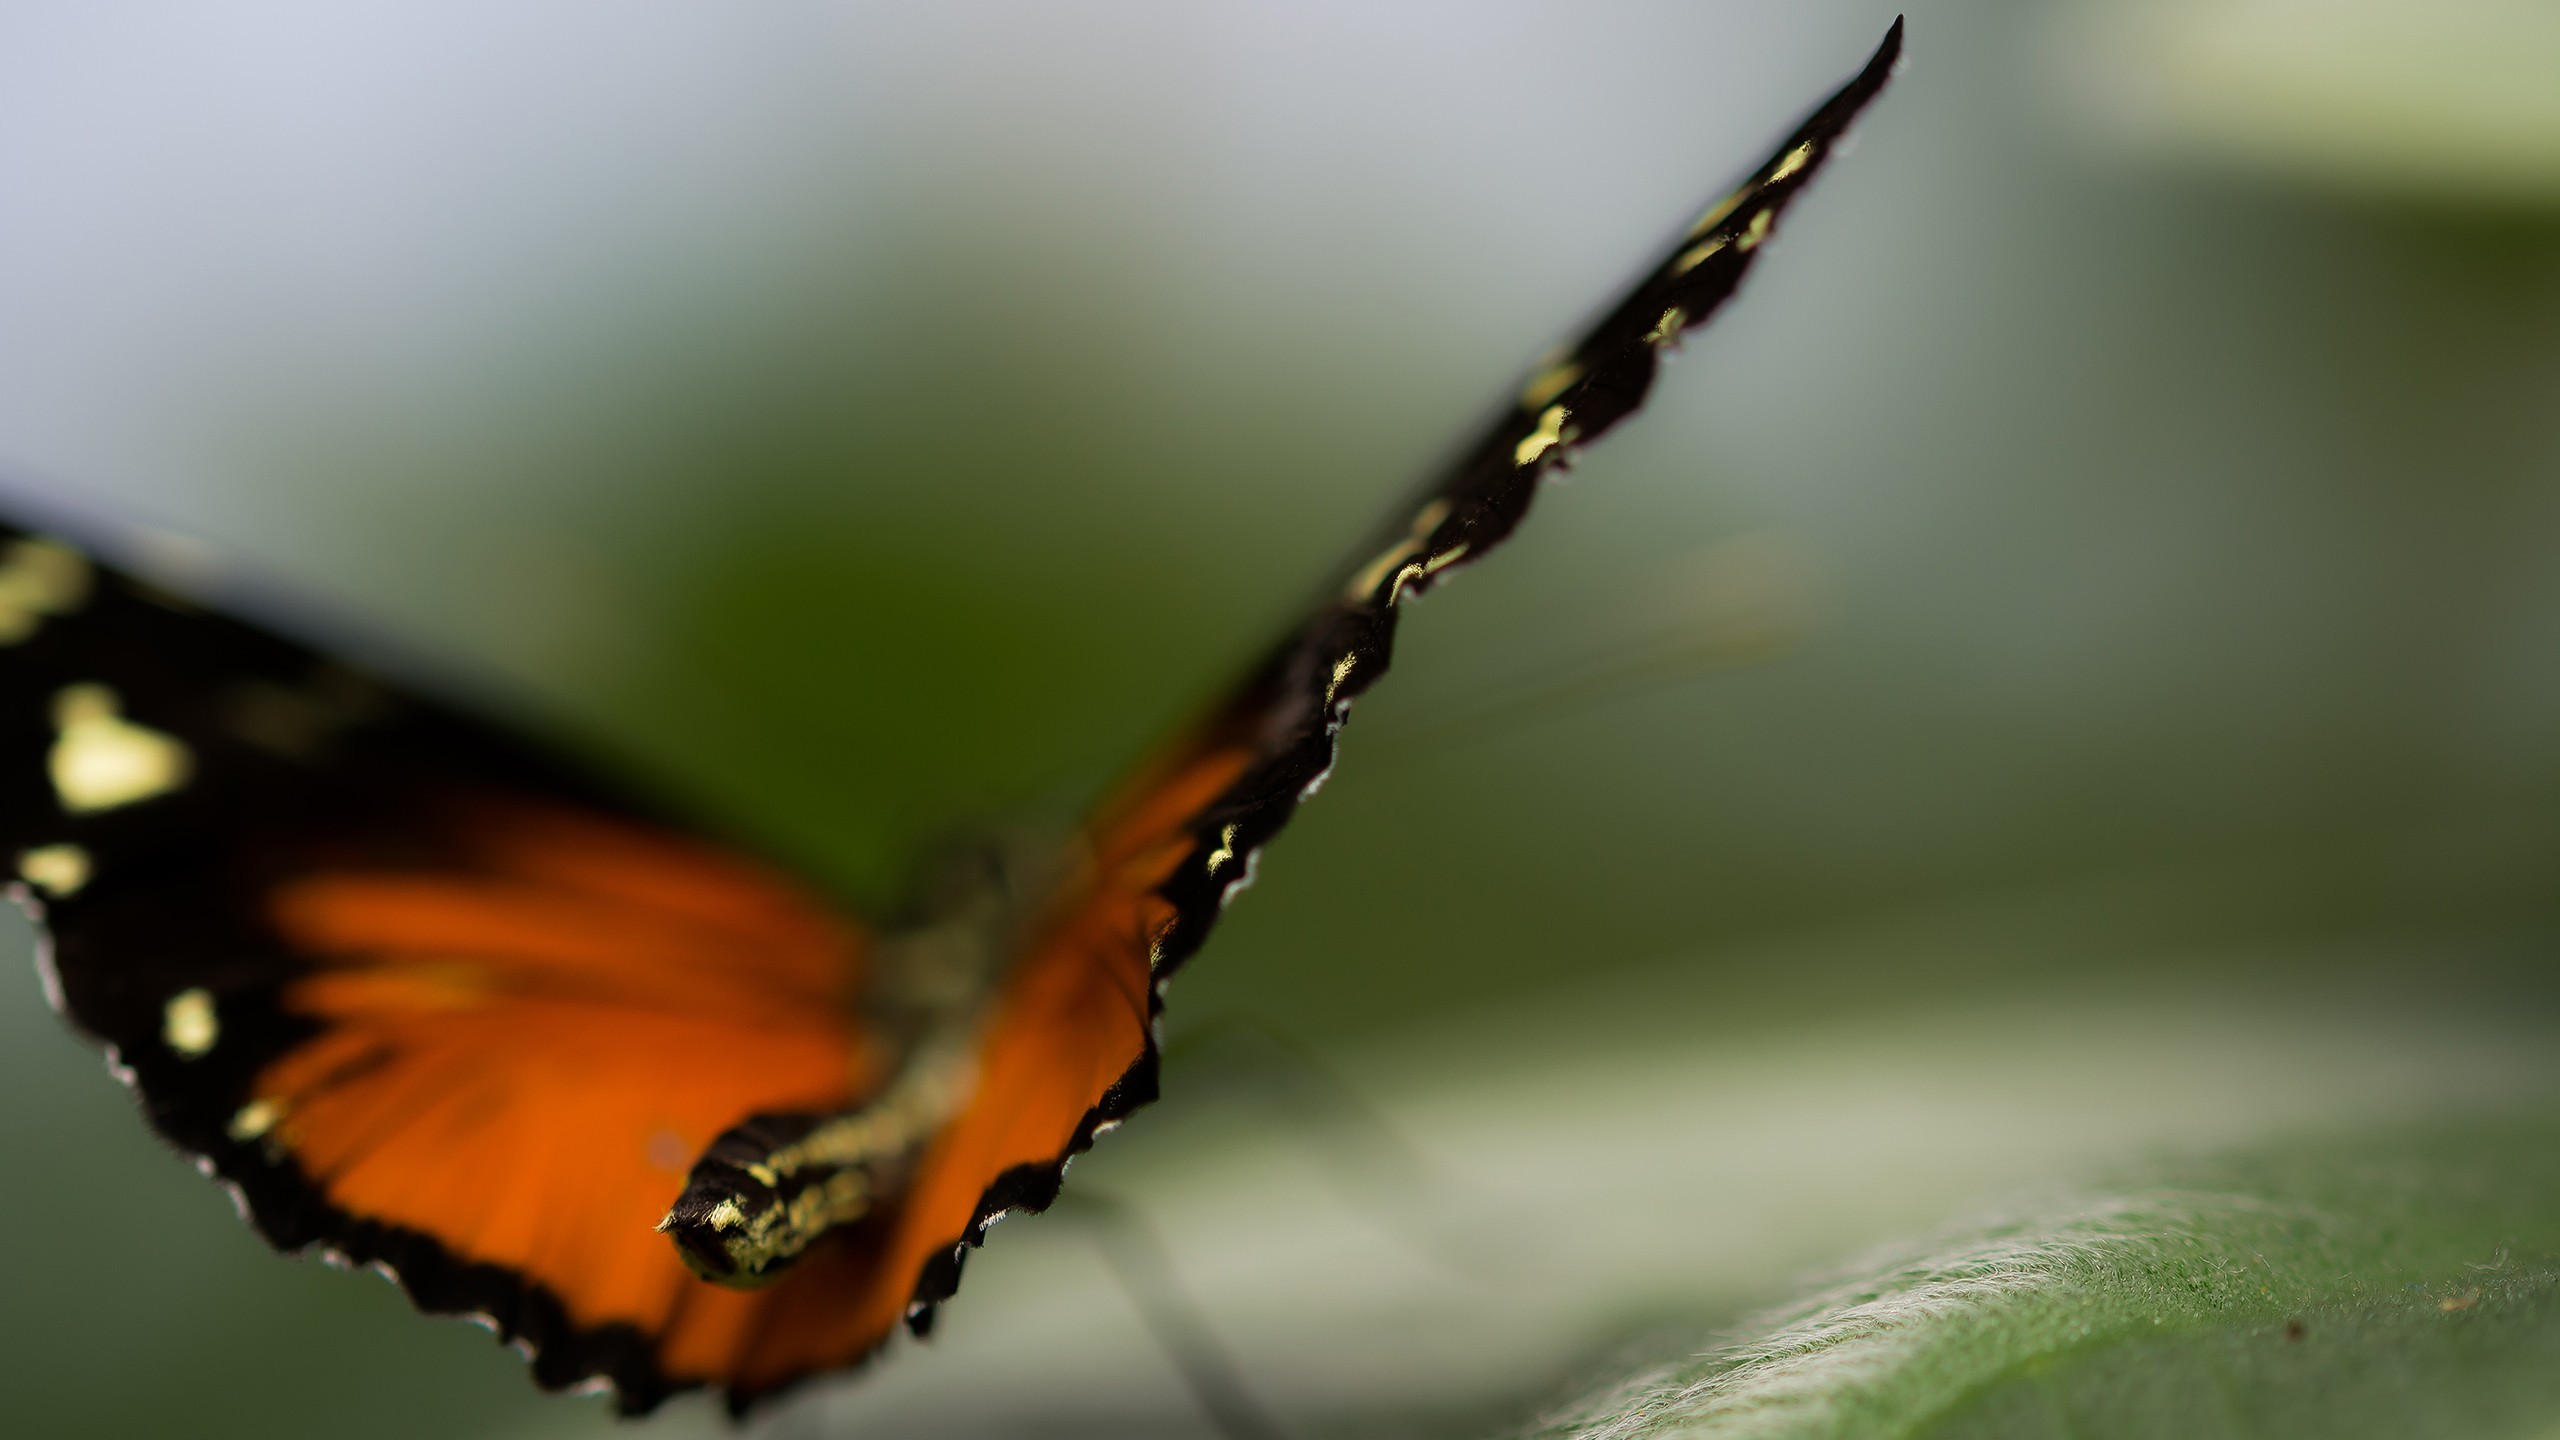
[0,538,91,645]
[1673,235,1729,278]
[1644,305,1691,346]
[1381,560,1428,606]
[164,988,217,1058]
[1768,142,1816,184]
[17,843,90,897]
[50,683,192,813]
[1327,653,1360,705]
[1343,499,1453,604]
[1685,186,1749,240]
[1346,539,1424,605]
[1204,823,1240,873]
[1520,358,1585,410]
[1736,208,1775,253]
[1515,404,1573,467]
[228,1099,284,1142]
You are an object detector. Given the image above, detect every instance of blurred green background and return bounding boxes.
[0,1,2555,1436]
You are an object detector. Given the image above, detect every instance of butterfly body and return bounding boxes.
[20,21,1901,1415]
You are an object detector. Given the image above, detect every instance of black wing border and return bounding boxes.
[901,8,1905,1354]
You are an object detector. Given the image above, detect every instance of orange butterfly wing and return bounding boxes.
[878,733,1256,1324]
[0,528,922,1406]
[253,799,882,1397]
[7,520,1261,1409]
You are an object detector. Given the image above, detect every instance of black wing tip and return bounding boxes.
[1800,15,1908,147]
[1866,17,1908,87]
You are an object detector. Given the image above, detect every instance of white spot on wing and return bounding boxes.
[1204,824,1240,874]
[1672,234,1729,277]
[18,843,90,897]
[1520,357,1585,410]
[162,987,217,1058]
[1514,404,1573,467]
[1343,499,1453,605]
[1685,186,1749,240]
[228,1099,284,1142]
[50,684,192,813]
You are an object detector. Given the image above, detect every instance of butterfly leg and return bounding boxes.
[1054,1186,1291,1440]
[1161,1014,1471,1273]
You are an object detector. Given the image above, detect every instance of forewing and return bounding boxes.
[6,525,883,1409]
[881,20,1906,1329]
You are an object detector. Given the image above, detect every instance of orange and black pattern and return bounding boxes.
[21,20,1899,1416]
[893,11,1911,1296]
[2,528,916,1406]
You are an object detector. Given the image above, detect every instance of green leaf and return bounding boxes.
[1533,1112,2560,1440]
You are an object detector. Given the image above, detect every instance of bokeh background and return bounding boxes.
[1,2,2556,1437]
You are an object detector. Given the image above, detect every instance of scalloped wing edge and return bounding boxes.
[891,4,1905,1391]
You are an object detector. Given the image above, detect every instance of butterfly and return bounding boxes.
[17,21,1899,1418]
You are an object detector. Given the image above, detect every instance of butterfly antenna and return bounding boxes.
[1362,628,1786,761]
[1365,531,1828,761]
[1057,1188,1291,1440]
